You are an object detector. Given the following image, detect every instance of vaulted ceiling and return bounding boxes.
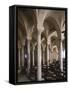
[18,8,65,47]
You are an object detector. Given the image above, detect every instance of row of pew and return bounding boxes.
[20,59,66,81]
[29,60,66,81]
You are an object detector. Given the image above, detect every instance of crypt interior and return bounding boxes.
[17,8,66,82]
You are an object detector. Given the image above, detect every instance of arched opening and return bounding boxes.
[42,16,63,80]
[18,11,28,81]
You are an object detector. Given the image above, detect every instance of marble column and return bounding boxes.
[27,38,31,74]
[60,38,63,72]
[42,45,46,65]
[18,48,21,68]
[46,37,50,66]
[18,47,21,73]
[49,38,51,64]
[37,31,42,80]
[21,46,24,67]
[32,45,35,66]
[46,30,50,66]
[47,43,49,66]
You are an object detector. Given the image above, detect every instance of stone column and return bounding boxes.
[60,38,63,72]
[58,32,64,72]
[21,46,24,67]
[46,37,50,66]
[46,43,49,66]
[18,47,21,68]
[42,45,46,65]
[27,37,31,74]
[46,30,50,66]
[49,37,51,64]
[18,47,21,73]
[36,13,44,80]
[21,40,25,67]
[37,31,42,80]
[32,45,35,66]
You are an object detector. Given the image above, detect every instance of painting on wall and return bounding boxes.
[9,5,67,85]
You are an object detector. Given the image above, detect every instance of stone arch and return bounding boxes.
[18,9,28,74]
[43,16,61,39]
[43,16,61,50]
[18,9,27,45]
[43,16,61,66]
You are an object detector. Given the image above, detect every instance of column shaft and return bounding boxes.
[46,30,49,66]
[27,40,30,74]
[37,32,42,80]
[43,47,45,65]
[46,42,49,66]
[22,46,24,67]
[18,48,21,68]
[32,46,35,66]
[18,48,21,73]
[60,40,63,72]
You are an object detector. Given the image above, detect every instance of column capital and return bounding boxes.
[34,42,37,47]
[27,30,32,41]
[47,38,50,45]
[22,40,25,46]
[32,45,35,50]
[43,45,46,52]
[27,35,32,41]
[37,25,44,34]
[42,43,46,50]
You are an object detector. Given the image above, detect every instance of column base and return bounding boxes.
[37,77,44,81]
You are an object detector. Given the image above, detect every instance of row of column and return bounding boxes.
[18,32,52,81]
[18,45,24,73]
[18,33,64,81]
